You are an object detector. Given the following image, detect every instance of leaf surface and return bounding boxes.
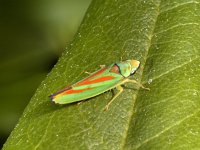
[3,0,200,150]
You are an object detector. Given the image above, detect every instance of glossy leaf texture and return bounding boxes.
[3,0,200,149]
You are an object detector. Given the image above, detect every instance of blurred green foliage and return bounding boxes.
[0,0,91,147]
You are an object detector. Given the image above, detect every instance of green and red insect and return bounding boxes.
[49,60,148,111]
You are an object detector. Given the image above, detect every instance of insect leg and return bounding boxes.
[100,65,106,68]
[77,101,83,105]
[125,79,150,90]
[103,85,123,111]
[85,71,92,75]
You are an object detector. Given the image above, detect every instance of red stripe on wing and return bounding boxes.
[50,67,107,99]
[77,76,114,86]
[51,88,93,100]
[64,88,93,94]
[78,67,107,83]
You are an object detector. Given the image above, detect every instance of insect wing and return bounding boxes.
[50,67,123,104]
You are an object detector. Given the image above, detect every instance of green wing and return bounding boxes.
[50,66,124,104]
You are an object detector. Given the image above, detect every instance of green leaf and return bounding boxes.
[3,0,200,149]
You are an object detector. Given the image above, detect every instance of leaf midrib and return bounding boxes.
[120,1,162,149]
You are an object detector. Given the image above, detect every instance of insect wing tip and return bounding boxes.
[49,94,54,99]
[49,92,60,104]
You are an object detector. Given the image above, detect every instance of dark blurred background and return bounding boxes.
[0,0,91,147]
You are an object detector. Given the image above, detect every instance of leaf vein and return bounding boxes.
[34,113,55,150]
[120,1,162,149]
[143,56,199,84]
[160,1,199,14]
[140,89,199,109]
[154,23,199,35]
[135,109,200,149]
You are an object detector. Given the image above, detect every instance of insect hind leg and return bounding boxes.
[103,85,123,111]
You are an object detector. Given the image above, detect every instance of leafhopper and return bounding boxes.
[49,60,149,111]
